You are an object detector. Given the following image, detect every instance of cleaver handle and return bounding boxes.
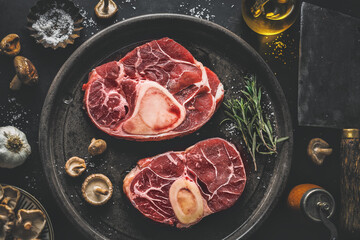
[340,129,360,238]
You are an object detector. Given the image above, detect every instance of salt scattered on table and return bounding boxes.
[32,8,74,46]
[78,8,97,28]
[188,6,215,21]
[179,2,215,21]
[223,121,238,136]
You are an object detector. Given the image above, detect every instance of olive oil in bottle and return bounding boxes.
[242,0,299,35]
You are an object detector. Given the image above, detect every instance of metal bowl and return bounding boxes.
[0,184,54,239]
[27,0,83,50]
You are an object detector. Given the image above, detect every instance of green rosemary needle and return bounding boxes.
[222,75,289,171]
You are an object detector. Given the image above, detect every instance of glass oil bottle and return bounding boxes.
[242,0,299,35]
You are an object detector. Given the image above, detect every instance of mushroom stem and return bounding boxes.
[94,0,118,19]
[0,215,7,221]
[94,186,109,195]
[315,147,333,155]
[2,197,9,205]
[72,164,85,173]
[10,75,22,91]
[24,221,32,230]
[104,0,109,11]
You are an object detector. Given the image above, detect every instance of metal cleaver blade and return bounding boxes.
[298,2,360,129]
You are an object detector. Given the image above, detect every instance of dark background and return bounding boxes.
[0,0,359,239]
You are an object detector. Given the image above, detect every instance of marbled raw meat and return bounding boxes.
[83,38,224,141]
[123,138,247,227]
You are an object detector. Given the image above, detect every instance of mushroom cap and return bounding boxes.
[94,0,118,19]
[65,156,86,177]
[0,34,21,56]
[13,56,38,86]
[0,204,15,240]
[13,209,46,240]
[88,138,107,156]
[0,185,3,201]
[307,138,333,165]
[82,174,113,206]
[1,186,20,210]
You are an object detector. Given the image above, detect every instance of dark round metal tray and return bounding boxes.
[39,14,293,240]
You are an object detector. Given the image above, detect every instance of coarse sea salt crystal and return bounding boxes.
[32,8,74,46]
[186,6,215,21]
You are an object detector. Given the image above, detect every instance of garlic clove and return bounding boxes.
[169,178,204,225]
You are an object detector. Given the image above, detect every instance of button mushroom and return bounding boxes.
[82,174,113,206]
[1,186,20,210]
[169,178,204,225]
[0,34,21,56]
[307,138,333,165]
[0,126,31,169]
[88,138,107,156]
[10,56,39,91]
[0,204,15,240]
[94,0,118,19]
[12,209,46,240]
[65,156,86,177]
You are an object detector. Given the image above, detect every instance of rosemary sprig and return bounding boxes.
[222,75,289,171]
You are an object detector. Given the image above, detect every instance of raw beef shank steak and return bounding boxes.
[123,138,247,227]
[83,38,224,141]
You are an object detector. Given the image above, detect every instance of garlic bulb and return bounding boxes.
[0,126,31,168]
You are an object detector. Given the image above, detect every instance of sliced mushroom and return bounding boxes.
[0,34,21,56]
[12,209,46,240]
[307,138,333,165]
[10,56,39,91]
[88,138,107,156]
[0,204,15,240]
[94,0,118,19]
[82,174,113,206]
[169,178,204,225]
[0,185,3,201]
[1,186,20,210]
[65,156,86,177]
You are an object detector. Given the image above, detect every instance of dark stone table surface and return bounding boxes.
[0,0,359,239]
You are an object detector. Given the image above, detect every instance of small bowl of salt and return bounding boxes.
[27,0,83,49]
